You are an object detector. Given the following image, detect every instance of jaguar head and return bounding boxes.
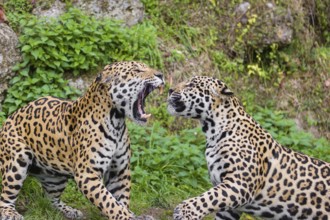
[167,76,233,120]
[99,61,165,125]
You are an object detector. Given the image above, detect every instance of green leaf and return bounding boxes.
[31,49,39,59]
[46,40,56,47]
[54,61,61,67]
[8,106,18,114]
[20,67,30,77]
[10,76,22,84]
[15,100,22,106]
[22,45,31,52]
[41,36,48,42]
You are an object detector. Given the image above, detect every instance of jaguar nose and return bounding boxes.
[154,72,163,81]
[168,89,174,95]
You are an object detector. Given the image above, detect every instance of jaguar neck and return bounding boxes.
[202,97,247,143]
[70,82,125,128]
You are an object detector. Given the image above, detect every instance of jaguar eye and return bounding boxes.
[186,83,194,87]
[134,68,145,73]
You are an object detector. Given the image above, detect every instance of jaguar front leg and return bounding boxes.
[103,147,154,220]
[104,145,131,208]
[104,155,131,209]
[174,181,249,220]
[74,166,134,220]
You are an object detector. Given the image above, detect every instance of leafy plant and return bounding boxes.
[3,8,163,115]
[312,47,330,74]
[0,112,6,127]
[129,121,210,200]
[4,0,33,14]
[211,51,244,74]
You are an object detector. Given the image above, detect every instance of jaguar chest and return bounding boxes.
[205,146,230,186]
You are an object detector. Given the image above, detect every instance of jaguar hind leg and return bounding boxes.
[0,146,31,220]
[34,174,83,219]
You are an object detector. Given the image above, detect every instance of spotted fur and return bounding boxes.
[167,76,330,220]
[0,61,164,220]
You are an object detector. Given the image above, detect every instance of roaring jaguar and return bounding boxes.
[167,76,330,219]
[0,61,164,220]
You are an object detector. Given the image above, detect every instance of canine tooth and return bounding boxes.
[159,85,164,95]
[141,114,151,119]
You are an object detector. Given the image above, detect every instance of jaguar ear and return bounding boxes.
[220,85,234,96]
[95,73,112,84]
[95,73,102,82]
[102,76,112,84]
[211,79,234,97]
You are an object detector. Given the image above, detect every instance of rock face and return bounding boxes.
[33,0,144,26]
[234,1,293,47]
[67,74,94,93]
[0,23,21,111]
[76,0,144,26]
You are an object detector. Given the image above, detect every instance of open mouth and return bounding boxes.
[133,83,164,122]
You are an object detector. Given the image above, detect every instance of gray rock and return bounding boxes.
[32,0,65,18]
[0,23,21,111]
[33,0,144,26]
[76,0,144,26]
[234,2,293,46]
[235,2,251,16]
[67,75,94,93]
[235,2,251,25]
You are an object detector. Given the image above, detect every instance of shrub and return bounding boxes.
[0,112,6,127]
[129,121,210,197]
[4,0,33,14]
[3,8,163,115]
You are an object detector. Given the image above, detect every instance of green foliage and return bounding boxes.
[4,0,33,14]
[312,47,330,74]
[142,0,211,60]
[3,8,163,115]
[211,51,244,74]
[0,112,6,127]
[129,121,210,206]
[141,0,161,18]
[3,68,79,115]
[252,107,330,162]
[148,102,175,129]
[206,0,328,84]
[17,178,64,220]
[310,0,330,44]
